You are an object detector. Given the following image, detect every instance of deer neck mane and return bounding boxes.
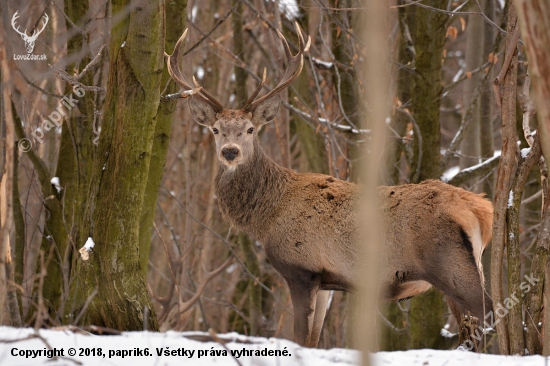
[214,139,292,236]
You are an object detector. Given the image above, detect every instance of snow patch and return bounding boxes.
[521,147,531,159]
[441,166,460,182]
[508,191,514,208]
[441,328,457,338]
[121,41,126,48]
[196,66,205,80]
[2,326,549,365]
[312,57,333,69]
[79,237,95,261]
[277,0,300,20]
[50,177,61,193]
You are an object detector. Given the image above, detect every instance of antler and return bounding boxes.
[243,22,311,113]
[165,29,224,113]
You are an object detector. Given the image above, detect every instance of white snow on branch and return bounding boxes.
[79,237,95,261]
[50,177,61,193]
[441,166,460,182]
[508,190,514,208]
[440,328,456,339]
[288,106,370,134]
[311,57,333,69]
[196,66,205,80]
[277,0,300,20]
[521,147,531,159]
[441,152,501,183]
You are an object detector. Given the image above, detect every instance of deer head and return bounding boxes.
[11,11,49,54]
[166,23,310,170]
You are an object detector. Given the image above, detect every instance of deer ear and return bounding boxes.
[251,94,280,126]
[189,96,217,127]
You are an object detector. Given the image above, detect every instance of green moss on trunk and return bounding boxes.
[138,0,187,280]
[66,0,164,330]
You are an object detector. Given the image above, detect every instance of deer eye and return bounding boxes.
[212,128,219,134]
[247,127,254,134]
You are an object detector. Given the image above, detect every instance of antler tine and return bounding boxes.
[244,22,310,112]
[166,29,194,90]
[166,29,224,112]
[192,77,225,111]
[242,68,266,111]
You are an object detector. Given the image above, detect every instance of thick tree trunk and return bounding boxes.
[410,0,447,183]
[65,0,164,330]
[408,0,448,349]
[44,0,98,320]
[138,0,187,280]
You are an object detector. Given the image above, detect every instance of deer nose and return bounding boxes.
[222,147,239,161]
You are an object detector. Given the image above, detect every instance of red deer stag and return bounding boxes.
[166,24,493,348]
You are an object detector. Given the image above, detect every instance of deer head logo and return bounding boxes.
[11,11,48,54]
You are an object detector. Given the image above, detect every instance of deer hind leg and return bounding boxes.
[309,290,330,347]
[288,279,321,347]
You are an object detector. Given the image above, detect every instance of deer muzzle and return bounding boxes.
[221,146,240,162]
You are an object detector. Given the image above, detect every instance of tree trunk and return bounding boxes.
[491,3,519,355]
[408,0,448,349]
[410,0,447,183]
[386,1,414,186]
[514,0,550,162]
[138,0,187,280]
[65,0,164,330]
[480,0,496,199]
[459,9,483,174]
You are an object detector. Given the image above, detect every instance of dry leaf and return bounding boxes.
[460,18,466,31]
[442,49,447,58]
[466,72,472,79]
[79,247,90,261]
[336,26,341,38]
[446,26,458,41]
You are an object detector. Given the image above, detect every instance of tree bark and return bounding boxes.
[65,0,164,330]
[408,0,448,349]
[410,0,447,183]
[514,0,550,162]
[138,0,187,280]
[459,9,483,174]
[491,3,519,355]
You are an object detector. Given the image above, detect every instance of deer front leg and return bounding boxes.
[288,280,321,347]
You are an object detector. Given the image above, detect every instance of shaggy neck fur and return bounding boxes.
[215,138,292,238]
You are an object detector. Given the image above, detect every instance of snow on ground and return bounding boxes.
[0,326,547,365]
